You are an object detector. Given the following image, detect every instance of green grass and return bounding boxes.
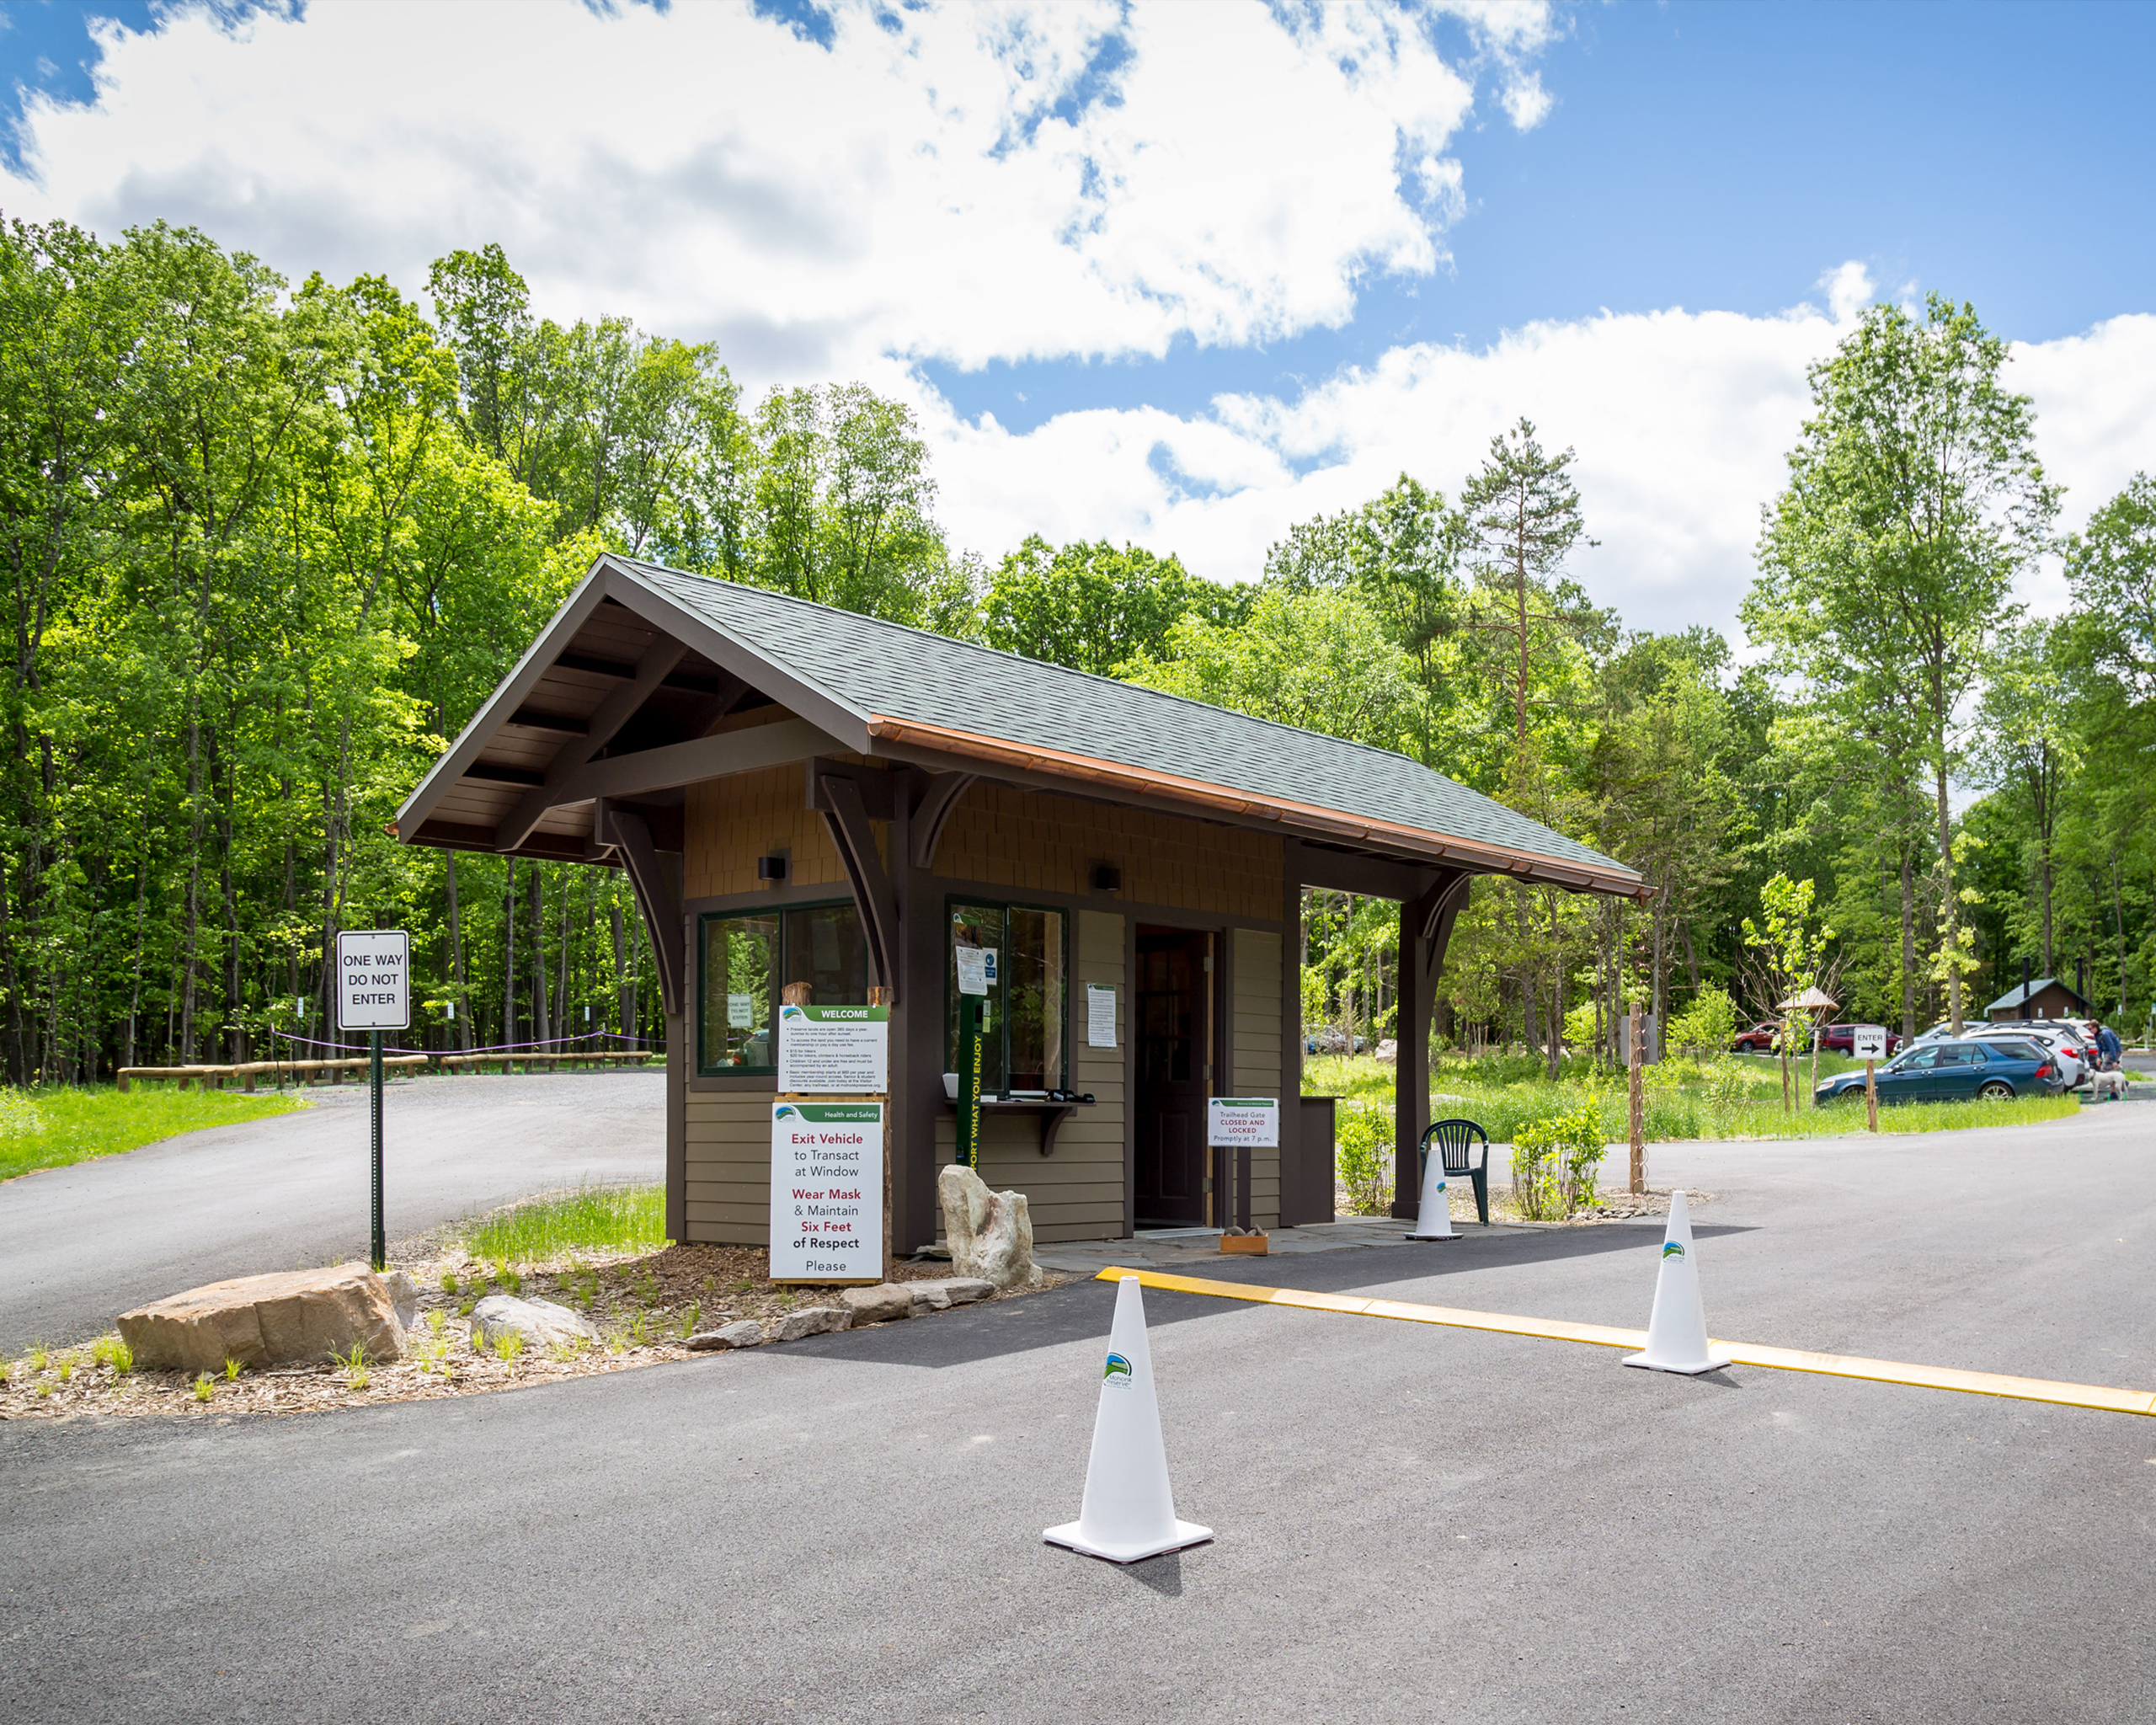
[462,1183,669,1267]
[1305,1051,2083,1145]
[0,1085,309,1182]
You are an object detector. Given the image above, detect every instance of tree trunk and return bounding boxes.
[2112,849,2129,1025]
[530,865,550,1046]
[504,857,517,1047]
[1934,751,1961,1033]
[1898,841,1917,1039]
[445,853,471,1049]
[179,704,205,1062]
[610,896,629,1048]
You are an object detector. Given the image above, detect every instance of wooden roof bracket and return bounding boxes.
[808,762,901,1005]
[601,804,684,1019]
[909,772,976,870]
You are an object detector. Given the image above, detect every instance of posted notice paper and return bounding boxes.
[776,1003,889,1093]
[1086,983,1118,1049]
[1207,1097,1279,1148]
[769,1100,883,1280]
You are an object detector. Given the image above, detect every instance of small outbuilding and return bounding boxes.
[393,555,1646,1249]
[1984,977,2094,1022]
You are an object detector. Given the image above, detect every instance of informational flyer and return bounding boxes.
[769,1100,884,1281]
[1207,1096,1279,1148]
[776,1003,889,1093]
[956,946,997,996]
[1086,983,1118,1049]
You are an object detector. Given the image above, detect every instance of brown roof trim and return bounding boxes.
[864,715,1647,900]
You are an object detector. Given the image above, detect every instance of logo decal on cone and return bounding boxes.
[1045,1275,1214,1564]
[1407,1167,1456,1242]
[1622,1189,1732,1376]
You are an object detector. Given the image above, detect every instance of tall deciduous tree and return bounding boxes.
[1748,296,2056,1033]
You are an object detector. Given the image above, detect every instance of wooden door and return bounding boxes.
[1134,927,1212,1226]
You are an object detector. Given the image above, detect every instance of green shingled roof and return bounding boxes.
[612,558,1634,885]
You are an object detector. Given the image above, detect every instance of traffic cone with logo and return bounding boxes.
[1621,1189,1732,1375]
[1044,1274,1214,1563]
[1406,1154,1456,1242]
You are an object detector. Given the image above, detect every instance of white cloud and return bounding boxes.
[917,287,2156,643]
[2,0,1545,381]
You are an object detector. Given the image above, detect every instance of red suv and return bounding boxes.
[1813,1023,1904,1057]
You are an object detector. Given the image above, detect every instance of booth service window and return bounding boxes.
[947,902,1066,1097]
[698,902,871,1076]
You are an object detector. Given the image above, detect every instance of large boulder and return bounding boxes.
[907,1277,995,1315]
[686,1320,766,1352]
[770,1305,851,1343]
[838,1284,914,1325]
[118,1263,407,1374]
[937,1166,1043,1290]
[469,1295,599,1353]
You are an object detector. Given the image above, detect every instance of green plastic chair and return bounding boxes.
[1417,1118,1491,1226]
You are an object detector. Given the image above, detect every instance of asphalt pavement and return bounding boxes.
[0,1071,664,1352]
[4,1099,2153,1722]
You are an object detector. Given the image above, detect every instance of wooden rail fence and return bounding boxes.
[115,1049,659,1092]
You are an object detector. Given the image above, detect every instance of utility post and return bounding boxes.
[1627,1007,1646,1196]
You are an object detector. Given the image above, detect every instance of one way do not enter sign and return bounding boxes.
[336,929,410,1031]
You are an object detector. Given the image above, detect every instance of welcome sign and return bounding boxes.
[769,1100,884,1281]
[776,1002,889,1094]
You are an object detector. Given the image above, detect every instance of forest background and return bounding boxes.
[3,215,2153,1086]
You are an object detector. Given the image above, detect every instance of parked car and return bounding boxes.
[1812,1023,1904,1057]
[1814,1035,2063,1106]
[1732,1021,1784,1054]
[1305,1027,1368,1055]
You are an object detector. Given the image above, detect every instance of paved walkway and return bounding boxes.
[0,1071,664,1352]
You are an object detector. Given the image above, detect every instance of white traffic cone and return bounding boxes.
[1406,1157,1456,1241]
[1621,1189,1732,1375]
[1044,1275,1214,1564]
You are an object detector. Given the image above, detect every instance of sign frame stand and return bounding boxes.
[335,928,408,1276]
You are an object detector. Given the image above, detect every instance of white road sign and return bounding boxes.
[336,929,410,1031]
[1852,1024,1886,1061]
[1207,1097,1280,1149]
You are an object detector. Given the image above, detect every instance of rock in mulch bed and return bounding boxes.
[0,1242,1063,1425]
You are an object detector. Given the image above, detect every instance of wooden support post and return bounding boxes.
[1865,1059,1879,1133]
[870,983,893,1282]
[1627,1008,1646,1196]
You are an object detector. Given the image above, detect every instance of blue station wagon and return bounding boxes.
[1813,1037,2065,1107]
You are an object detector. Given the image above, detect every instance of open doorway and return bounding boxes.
[1134,926,1214,1227]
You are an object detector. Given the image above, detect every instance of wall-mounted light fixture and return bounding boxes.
[758,855,787,882]
[1091,862,1122,894]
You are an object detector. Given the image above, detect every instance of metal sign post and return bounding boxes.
[336,929,410,1272]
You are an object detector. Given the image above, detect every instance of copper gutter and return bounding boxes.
[865,715,1649,901]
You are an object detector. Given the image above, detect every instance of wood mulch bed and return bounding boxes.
[0,1239,1069,1424]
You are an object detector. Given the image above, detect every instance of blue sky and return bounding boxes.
[1,1,2151,627]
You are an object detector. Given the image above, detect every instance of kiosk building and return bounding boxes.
[393,555,1646,1247]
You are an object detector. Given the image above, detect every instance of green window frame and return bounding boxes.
[946,900,1069,1098]
[697,899,872,1076]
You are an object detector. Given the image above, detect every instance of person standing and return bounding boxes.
[2097,1021,2124,1071]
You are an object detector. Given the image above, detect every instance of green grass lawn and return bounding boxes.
[1305,1050,2083,1146]
[0,1086,311,1183]
[462,1183,668,1268]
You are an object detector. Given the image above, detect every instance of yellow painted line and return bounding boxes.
[1094,1266,2156,1419]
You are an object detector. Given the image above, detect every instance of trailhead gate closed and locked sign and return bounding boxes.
[336,929,409,1271]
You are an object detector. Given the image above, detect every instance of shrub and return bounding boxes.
[1334,1101,1394,1216]
[1511,1091,1609,1221]
[1667,986,1740,1059]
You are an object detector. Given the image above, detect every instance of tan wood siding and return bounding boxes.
[932,782,1281,922]
[1232,927,1283,1231]
[684,1092,776,1243]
